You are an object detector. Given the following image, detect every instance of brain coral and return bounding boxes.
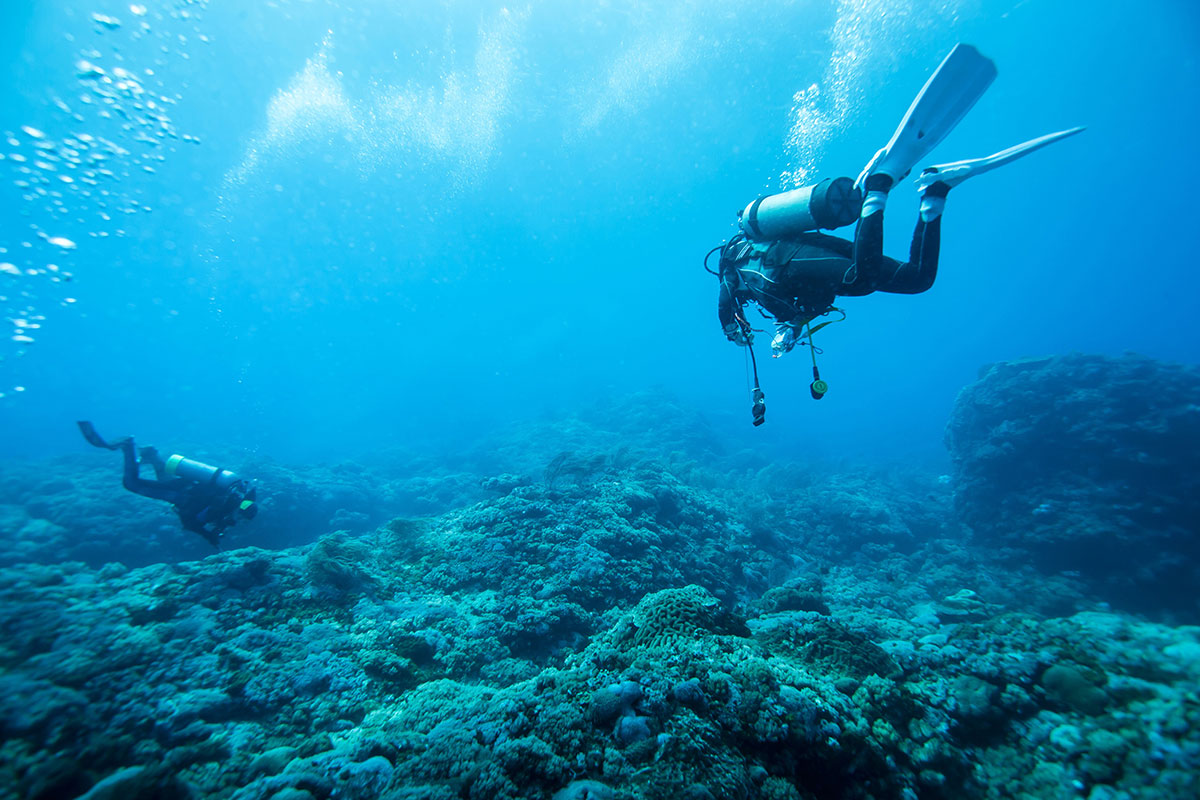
[627,585,731,650]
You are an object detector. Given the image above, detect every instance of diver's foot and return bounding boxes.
[920,178,952,198]
[918,178,951,221]
[858,172,894,218]
[916,164,973,192]
[915,127,1085,195]
[863,171,895,193]
[856,147,907,192]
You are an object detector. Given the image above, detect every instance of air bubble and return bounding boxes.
[91,14,122,30]
[76,60,106,79]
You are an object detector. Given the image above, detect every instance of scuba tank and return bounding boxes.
[738,176,862,241]
[165,454,241,490]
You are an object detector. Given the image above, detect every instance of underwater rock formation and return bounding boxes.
[2,538,1198,800]
[0,454,487,569]
[0,395,723,571]
[2,437,1199,799]
[2,385,1199,797]
[946,353,1200,618]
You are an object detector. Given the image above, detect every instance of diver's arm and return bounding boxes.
[176,499,223,548]
[718,277,741,340]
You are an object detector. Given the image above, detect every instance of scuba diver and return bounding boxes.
[77,420,258,548]
[712,44,1083,426]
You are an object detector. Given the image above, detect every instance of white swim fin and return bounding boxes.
[856,44,998,189]
[914,126,1086,192]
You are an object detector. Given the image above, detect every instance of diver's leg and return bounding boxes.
[140,446,168,479]
[118,439,143,490]
[119,440,176,501]
[845,174,893,296]
[877,181,948,295]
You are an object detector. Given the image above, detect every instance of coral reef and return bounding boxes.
[946,353,1200,617]
[2,528,1197,799]
[0,393,720,570]
[1,377,1199,798]
[0,452,487,569]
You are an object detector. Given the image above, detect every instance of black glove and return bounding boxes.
[723,323,750,346]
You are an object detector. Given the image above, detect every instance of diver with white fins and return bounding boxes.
[712,43,1083,426]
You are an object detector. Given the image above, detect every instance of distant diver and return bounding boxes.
[710,44,1083,426]
[77,420,258,548]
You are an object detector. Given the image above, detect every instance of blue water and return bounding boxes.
[5,6,1200,798]
[2,0,1198,464]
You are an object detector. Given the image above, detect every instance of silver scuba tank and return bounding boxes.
[738,176,862,241]
[165,454,240,490]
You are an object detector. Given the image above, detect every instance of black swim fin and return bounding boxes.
[77,420,132,451]
[78,420,115,449]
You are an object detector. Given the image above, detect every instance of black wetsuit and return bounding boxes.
[116,442,239,546]
[78,421,248,548]
[718,195,942,334]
